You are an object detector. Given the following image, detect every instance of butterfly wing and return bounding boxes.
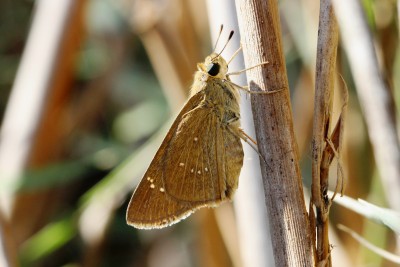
[126,92,244,229]
[126,93,204,229]
[163,106,244,203]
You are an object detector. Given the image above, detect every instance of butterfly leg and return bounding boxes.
[226,81,285,96]
[227,62,269,77]
[227,44,243,65]
[226,122,268,165]
[238,128,268,163]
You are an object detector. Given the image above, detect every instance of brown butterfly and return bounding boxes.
[126,28,266,229]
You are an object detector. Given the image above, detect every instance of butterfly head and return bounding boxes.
[198,53,228,79]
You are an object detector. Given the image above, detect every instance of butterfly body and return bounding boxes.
[126,52,244,229]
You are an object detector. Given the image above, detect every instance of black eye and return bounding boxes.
[207,63,220,76]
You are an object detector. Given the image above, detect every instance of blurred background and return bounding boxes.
[0,0,399,266]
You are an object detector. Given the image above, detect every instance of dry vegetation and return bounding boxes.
[0,0,399,266]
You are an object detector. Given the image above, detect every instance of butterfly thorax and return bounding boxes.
[190,53,241,126]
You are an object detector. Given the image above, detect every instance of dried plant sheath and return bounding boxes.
[311,0,339,266]
[333,0,400,213]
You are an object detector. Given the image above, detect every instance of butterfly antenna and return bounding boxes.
[213,25,224,52]
[216,30,234,58]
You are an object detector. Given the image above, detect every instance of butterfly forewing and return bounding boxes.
[162,113,244,204]
[126,93,209,229]
[127,88,244,228]
[163,106,223,203]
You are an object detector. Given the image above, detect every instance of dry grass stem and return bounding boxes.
[235,0,313,265]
